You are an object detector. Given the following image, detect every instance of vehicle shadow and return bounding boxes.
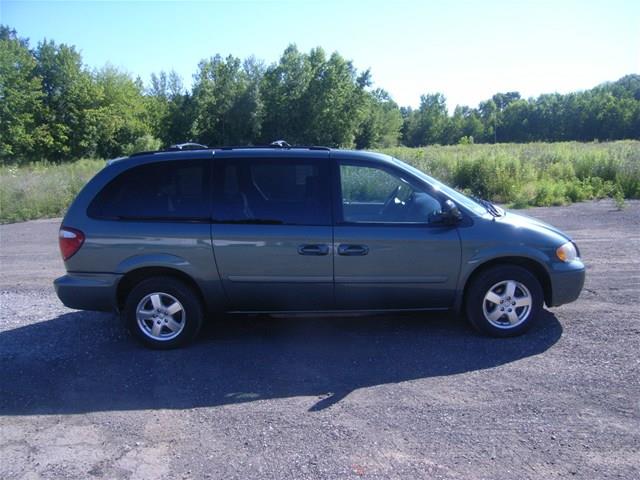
[0,310,562,415]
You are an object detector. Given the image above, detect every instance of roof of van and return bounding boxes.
[108,145,394,166]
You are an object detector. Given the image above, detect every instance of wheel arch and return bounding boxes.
[459,256,552,311]
[116,266,206,312]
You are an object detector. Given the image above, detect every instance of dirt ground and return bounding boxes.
[1,199,638,479]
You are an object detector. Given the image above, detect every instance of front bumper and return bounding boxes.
[54,273,122,312]
[548,260,586,307]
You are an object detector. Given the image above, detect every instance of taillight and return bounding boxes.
[59,227,85,260]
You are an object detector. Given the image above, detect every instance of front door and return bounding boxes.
[333,160,462,310]
[211,153,333,311]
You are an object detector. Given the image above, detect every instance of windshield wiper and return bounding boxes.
[472,196,504,217]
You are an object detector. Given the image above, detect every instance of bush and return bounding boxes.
[381,140,640,208]
[123,135,162,156]
[1,140,639,223]
[0,159,105,223]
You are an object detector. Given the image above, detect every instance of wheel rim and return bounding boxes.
[482,280,532,329]
[136,292,186,341]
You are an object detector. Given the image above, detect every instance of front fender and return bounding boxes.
[453,245,555,314]
[466,245,553,275]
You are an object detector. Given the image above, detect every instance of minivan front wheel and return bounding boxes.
[465,265,543,337]
[123,276,203,349]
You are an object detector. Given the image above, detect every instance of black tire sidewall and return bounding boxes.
[123,276,203,349]
[465,265,544,337]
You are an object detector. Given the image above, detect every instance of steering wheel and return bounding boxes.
[380,185,401,215]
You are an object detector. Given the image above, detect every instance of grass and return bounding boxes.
[380,140,640,208]
[1,141,639,223]
[0,159,105,223]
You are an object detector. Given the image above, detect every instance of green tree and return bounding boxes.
[3,25,640,162]
[461,108,484,142]
[260,45,314,144]
[226,56,264,144]
[260,45,369,147]
[355,89,403,148]
[145,71,170,143]
[192,54,260,146]
[0,27,49,162]
[302,48,369,147]
[500,99,533,142]
[34,39,101,160]
[492,91,521,111]
[145,70,195,146]
[93,66,151,158]
[478,99,498,143]
[405,93,448,146]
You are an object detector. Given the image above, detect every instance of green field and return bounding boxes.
[381,141,639,208]
[1,141,639,223]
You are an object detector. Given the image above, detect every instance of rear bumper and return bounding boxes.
[54,273,121,312]
[548,262,586,307]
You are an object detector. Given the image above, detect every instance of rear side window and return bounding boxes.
[212,158,331,225]
[88,160,210,221]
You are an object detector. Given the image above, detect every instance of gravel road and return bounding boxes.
[1,199,639,479]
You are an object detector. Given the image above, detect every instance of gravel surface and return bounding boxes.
[1,199,639,479]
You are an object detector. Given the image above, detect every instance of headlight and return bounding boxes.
[556,242,578,262]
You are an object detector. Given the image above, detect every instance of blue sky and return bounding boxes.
[2,0,639,110]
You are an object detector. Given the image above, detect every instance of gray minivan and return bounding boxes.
[54,144,585,348]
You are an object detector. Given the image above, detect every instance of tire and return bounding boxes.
[123,276,203,349]
[465,265,543,337]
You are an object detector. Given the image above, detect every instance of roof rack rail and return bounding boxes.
[128,141,330,157]
[129,150,162,157]
[218,142,330,151]
[129,142,210,157]
[270,140,291,148]
[304,145,331,151]
[167,142,209,151]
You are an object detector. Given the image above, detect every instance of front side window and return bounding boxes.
[213,158,331,225]
[339,164,442,224]
[392,158,488,216]
[88,160,210,221]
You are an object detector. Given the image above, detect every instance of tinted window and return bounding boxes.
[213,158,331,225]
[340,164,441,223]
[88,160,210,220]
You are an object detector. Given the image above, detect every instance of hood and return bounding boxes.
[495,210,572,241]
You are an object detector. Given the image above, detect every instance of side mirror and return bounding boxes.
[430,199,462,224]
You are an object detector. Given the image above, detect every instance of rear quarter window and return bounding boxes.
[88,160,210,221]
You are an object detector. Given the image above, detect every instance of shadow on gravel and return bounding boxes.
[0,311,562,415]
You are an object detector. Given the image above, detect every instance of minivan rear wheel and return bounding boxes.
[465,265,543,337]
[123,276,203,349]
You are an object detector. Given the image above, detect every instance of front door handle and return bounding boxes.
[338,244,369,256]
[297,244,330,256]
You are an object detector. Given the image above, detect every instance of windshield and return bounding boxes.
[391,157,489,216]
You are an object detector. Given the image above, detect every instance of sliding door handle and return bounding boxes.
[338,244,369,256]
[297,244,330,256]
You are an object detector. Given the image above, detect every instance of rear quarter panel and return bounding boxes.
[60,154,226,312]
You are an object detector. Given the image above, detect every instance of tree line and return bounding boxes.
[1,25,639,164]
